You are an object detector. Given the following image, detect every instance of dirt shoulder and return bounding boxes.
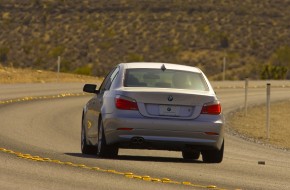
[227,100,290,151]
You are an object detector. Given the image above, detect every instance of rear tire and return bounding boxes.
[97,120,118,158]
[202,140,224,163]
[81,121,97,154]
[182,150,200,160]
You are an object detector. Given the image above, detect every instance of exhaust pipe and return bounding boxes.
[131,137,144,144]
[131,137,138,144]
[137,137,144,144]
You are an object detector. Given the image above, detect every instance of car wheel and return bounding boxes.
[81,121,97,154]
[202,140,224,163]
[97,120,118,158]
[182,150,200,160]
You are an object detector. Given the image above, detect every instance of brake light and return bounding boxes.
[117,128,133,131]
[205,132,219,136]
[201,101,221,115]
[115,95,138,110]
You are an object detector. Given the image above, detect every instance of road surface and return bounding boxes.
[1,82,290,190]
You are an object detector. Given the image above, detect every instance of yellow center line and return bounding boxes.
[0,92,89,105]
[1,146,233,190]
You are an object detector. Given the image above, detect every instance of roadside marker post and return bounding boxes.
[57,56,61,82]
[266,83,271,139]
[244,78,249,116]
[222,56,226,81]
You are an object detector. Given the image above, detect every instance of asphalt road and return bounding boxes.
[1,82,290,190]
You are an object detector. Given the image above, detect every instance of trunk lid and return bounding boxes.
[120,88,216,119]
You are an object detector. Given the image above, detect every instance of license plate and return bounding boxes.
[159,105,180,116]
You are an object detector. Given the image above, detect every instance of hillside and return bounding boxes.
[1,0,290,80]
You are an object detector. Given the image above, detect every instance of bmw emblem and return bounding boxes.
[168,95,173,101]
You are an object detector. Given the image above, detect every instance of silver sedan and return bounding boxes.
[81,62,224,163]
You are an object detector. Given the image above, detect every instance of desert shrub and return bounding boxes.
[261,64,288,80]
[219,33,229,49]
[59,59,71,73]
[49,46,65,58]
[33,57,44,69]
[74,64,93,76]
[98,41,112,50]
[271,46,290,67]
[126,53,144,62]
[0,46,9,65]
[22,45,32,55]
[265,46,290,79]
[30,0,41,7]
[162,45,180,55]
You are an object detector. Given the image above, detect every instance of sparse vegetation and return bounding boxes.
[0,0,290,79]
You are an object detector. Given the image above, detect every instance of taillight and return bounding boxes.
[115,95,138,110]
[201,101,221,115]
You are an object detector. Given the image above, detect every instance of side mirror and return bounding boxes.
[83,84,99,94]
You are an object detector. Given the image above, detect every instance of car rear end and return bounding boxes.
[102,63,224,152]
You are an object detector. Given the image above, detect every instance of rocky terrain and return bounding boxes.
[1,0,290,79]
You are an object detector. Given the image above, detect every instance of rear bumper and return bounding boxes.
[103,113,224,151]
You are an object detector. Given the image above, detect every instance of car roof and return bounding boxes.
[119,62,202,73]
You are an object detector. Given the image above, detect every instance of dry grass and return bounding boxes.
[228,100,290,150]
[0,66,98,84]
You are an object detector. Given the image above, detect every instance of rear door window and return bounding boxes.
[99,67,119,93]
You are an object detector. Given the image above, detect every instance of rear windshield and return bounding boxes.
[124,68,209,91]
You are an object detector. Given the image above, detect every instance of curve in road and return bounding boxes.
[1,83,290,190]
